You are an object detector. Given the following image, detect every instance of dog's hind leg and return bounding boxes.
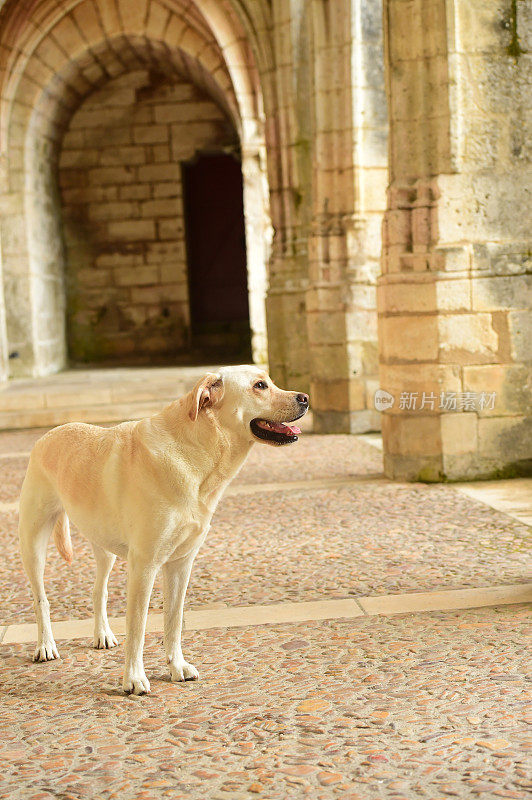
[18,476,61,662]
[91,542,118,649]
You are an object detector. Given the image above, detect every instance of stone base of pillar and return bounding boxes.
[384,452,532,483]
[313,408,381,435]
[382,412,532,482]
[383,454,445,483]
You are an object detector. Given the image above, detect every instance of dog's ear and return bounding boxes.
[188,373,224,421]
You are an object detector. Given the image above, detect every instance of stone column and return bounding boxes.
[0,224,9,383]
[307,212,380,434]
[265,0,311,391]
[267,244,311,391]
[306,0,386,433]
[241,145,271,367]
[1,57,72,378]
[0,165,39,377]
[379,0,532,480]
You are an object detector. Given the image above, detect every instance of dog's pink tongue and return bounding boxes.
[278,422,300,435]
[266,421,301,435]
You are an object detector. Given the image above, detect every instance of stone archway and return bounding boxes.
[0,0,271,376]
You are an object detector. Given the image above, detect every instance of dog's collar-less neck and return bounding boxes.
[189,418,252,511]
[155,401,253,488]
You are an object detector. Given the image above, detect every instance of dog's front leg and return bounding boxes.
[163,551,199,681]
[122,553,158,695]
[91,542,117,649]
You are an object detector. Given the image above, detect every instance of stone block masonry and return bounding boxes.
[379,0,532,481]
[59,70,236,363]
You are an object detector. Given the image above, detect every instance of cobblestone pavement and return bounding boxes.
[0,425,530,799]
[1,609,530,800]
[0,435,528,625]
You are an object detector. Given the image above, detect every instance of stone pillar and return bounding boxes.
[1,56,73,378]
[307,0,386,433]
[265,0,311,391]
[241,145,272,367]
[307,213,380,433]
[0,146,39,377]
[267,233,311,391]
[0,204,41,378]
[0,224,9,383]
[379,0,532,480]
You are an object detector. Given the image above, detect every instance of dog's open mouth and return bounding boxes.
[250,418,302,445]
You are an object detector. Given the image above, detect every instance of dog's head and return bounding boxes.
[187,365,309,446]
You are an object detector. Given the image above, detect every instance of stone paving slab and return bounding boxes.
[4,586,531,647]
[1,598,364,644]
[458,479,532,528]
[357,583,532,615]
[1,606,530,800]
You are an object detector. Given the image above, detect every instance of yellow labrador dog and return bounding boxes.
[19,366,309,694]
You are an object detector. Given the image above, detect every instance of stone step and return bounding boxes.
[0,364,314,432]
[0,365,215,430]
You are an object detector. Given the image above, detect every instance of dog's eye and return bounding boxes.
[254,381,267,390]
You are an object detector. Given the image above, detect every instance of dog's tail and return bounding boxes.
[52,510,73,564]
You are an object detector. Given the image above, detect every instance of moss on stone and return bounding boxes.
[484,460,532,480]
[505,0,527,62]
[416,467,448,483]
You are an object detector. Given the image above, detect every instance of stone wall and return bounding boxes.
[59,69,237,363]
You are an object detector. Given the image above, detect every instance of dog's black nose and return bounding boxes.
[296,393,309,406]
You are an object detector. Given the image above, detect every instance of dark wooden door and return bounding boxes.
[182,153,251,358]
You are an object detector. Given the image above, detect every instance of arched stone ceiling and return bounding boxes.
[0,0,269,156]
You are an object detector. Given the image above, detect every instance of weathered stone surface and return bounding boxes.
[379,0,531,480]
[438,314,499,365]
[441,413,478,456]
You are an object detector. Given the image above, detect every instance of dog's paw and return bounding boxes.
[122,668,150,696]
[33,639,59,662]
[93,628,118,650]
[168,658,199,682]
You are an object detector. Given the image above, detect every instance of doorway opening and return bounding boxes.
[182,152,252,362]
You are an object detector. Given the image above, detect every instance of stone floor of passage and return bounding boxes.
[0,425,530,800]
